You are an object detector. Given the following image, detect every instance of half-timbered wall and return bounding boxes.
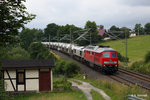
[26,69,39,91]
[4,70,16,91]
[3,68,52,92]
[4,69,39,92]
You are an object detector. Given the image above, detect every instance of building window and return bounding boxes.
[17,72,25,84]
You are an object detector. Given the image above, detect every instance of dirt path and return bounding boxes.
[70,80,111,100]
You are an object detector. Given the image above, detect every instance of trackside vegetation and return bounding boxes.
[127,51,150,74]
[74,74,150,100]
[54,58,80,78]
[90,89,105,100]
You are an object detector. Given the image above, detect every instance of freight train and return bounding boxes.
[42,42,118,73]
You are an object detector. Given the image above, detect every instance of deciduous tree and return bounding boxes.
[0,0,35,46]
[134,24,144,35]
[144,23,150,34]
[44,23,60,41]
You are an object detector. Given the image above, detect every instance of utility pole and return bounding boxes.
[90,32,91,45]
[138,24,140,36]
[70,28,73,57]
[125,30,128,67]
[49,34,50,50]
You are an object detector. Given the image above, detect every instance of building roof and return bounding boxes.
[0,59,55,69]
[98,29,106,36]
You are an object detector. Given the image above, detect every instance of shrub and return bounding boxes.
[53,78,72,91]
[128,61,150,74]
[145,51,150,63]
[64,61,80,78]
[117,52,129,62]
[54,59,66,75]
[54,59,80,78]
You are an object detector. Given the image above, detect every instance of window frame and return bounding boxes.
[111,52,117,57]
[17,72,25,85]
[104,52,110,57]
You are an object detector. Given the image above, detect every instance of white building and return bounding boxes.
[0,59,55,93]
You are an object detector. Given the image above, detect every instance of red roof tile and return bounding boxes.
[98,29,106,36]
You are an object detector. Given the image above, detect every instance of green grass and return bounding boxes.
[74,74,150,100]
[90,89,105,100]
[13,77,86,100]
[99,35,150,65]
[13,91,87,100]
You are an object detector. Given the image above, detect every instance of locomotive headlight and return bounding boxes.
[104,61,109,64]
[114,61,117,64]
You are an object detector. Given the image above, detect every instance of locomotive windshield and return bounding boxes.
[111,52,117,57]
[104,53,110,57]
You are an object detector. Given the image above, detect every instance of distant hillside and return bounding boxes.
[99,35,150,64]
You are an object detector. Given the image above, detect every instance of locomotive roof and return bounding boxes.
[84,45,115,53]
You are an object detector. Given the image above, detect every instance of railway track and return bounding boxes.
[52,50,150,91]
[110,68,150,91]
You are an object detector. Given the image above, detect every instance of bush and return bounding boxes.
[64,61,80,78]
[54,59,80,78]
[128,61,150,74]
[117,52,129,62]
[54,59,66,75]
[53,78,72,91]
[145,51,150,63]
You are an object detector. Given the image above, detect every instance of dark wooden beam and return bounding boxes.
[6,70,16,91]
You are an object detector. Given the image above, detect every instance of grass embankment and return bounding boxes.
[99,35,150,65]
[74,74,150,100]
[13,78,86,100]
[99,35,150,74]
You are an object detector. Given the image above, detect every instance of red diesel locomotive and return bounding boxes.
[84,45,118,73]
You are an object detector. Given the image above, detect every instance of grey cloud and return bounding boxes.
[119,0,150,6]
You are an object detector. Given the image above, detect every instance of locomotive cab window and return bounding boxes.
[111,53,117,57]
[104,53,110,57]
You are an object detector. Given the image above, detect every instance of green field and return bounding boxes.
[13,91,86,100]
[99,35,150,65]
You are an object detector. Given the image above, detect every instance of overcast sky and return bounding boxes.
[24,0,150,29]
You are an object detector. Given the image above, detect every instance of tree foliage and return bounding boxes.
[7,46,30,60]
[83,20,101,45]
[20,28,43,50]
[44,23,60,41]
[57,24,82,43]
[109,26,130,39]
[28,42,53,59]
[120,27,130,38]
[145,51,150,63]
[144,23,150,34]
[134,24,145,35]
[109,25,120,31]
[97,25,104,29]
[0,0,35,46]
[54,59,80,78]
[64,61,80,77]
